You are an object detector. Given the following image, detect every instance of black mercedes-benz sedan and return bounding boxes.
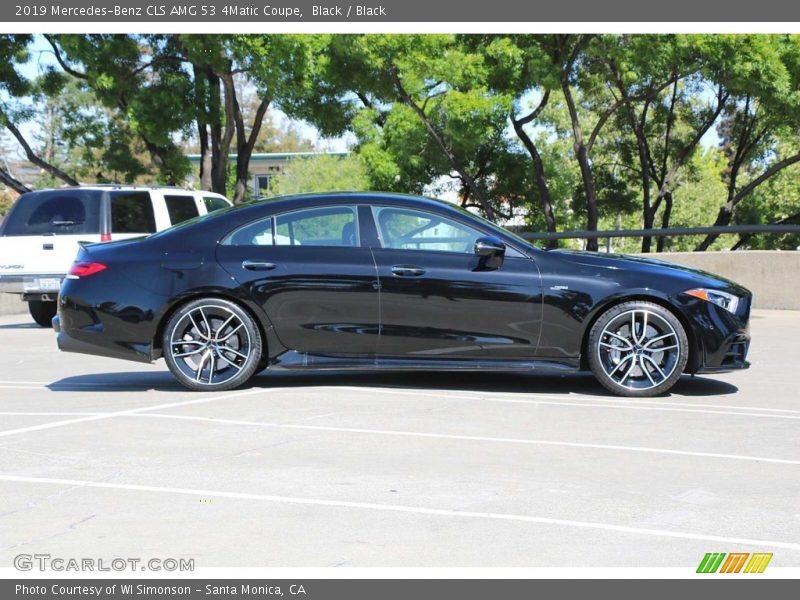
[52,192,751,396]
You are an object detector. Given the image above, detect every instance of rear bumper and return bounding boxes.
[56,325,154,364]
[0,273,64,295]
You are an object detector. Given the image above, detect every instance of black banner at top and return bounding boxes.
[3,0,800,23]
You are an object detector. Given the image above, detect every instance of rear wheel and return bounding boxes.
[163,298,262,391]
[587,301,688,397]
[28,300,57,327]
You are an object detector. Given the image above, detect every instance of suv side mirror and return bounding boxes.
[474,236,506,269]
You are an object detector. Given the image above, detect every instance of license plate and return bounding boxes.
[24,277,61,291]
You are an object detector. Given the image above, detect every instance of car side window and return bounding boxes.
[164,195,200,225]
[223,206,359,247]
[110,191,157,234]
[372,206,482,254]
[203,196,230,213]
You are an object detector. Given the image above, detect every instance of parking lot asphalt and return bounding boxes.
[0,309,798,568]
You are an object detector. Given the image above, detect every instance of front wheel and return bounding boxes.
[29,300,57,327]
[587,301,688,397]
[163,298,263,391]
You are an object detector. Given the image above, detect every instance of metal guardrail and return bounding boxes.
[518,224,800,241]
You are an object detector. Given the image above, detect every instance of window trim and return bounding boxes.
[368,204,528,258]
[369,205,486,256]
[222,204,361,248]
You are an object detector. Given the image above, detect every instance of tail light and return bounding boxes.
[100,233,112,242]
[66,261,107,279]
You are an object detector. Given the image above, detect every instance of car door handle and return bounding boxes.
[242,260,277,271]
[391,265,426,277]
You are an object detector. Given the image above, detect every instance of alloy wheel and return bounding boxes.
[596,308,681,391]
[168,304,253,387]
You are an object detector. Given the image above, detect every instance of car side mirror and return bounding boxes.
[474,235,506,269]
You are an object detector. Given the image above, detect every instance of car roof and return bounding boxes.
[244,191,463,213]
[24,185,224,194]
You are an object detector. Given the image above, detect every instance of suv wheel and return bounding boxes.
[587,301,688,397]
[163,298,262,391]
[28,300,57,327]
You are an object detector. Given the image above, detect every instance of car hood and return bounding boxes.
[548,249,750,295]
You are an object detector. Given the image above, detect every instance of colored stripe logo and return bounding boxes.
[697,552,773,573]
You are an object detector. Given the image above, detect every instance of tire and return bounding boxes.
[162,297,263,392]
[28,300,57,328]
[587,300,688,397]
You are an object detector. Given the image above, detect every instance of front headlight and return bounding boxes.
[685,288,740,314]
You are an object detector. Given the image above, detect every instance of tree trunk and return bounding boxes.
[193,64,213,191]
[656,192,672,252]
[573,145,599,251]
[232,98,270,204]
[730,210,800,250]
[695,150,800,251]
[2,116,79,187]
[695,202,733,251]
[560,61,598,251]
[512,117,557,248]
[210,68,231,196]
[0,168,30,194]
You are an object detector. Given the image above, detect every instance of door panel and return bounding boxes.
[372,249,542,359]
[216,205,379,356]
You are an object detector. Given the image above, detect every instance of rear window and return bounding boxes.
[165,194,200,225]
[1,189,102,236]
[203,196,230,213]
[111,191,156,234]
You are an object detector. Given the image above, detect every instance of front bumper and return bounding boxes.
[680,292,751,373]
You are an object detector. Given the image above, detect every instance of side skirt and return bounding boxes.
[269,350,581,373]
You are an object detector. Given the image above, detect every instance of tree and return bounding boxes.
[46,34,193,185]
[602,35,725,251]
[0,34,83,190]
[292,34,515,220]
[269,154,369,195]
[695,35,800,250]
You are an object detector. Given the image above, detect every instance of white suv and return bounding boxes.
[0,185,232,326]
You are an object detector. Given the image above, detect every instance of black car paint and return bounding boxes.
[56,192,751,375]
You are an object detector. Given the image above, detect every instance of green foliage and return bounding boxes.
[269,154,370,196]
[1,33,799,251]
[0,190,15,218]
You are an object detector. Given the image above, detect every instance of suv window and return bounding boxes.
[110,191,157,234]
[1,189,102,236]
[164,194,200,225]
[203,196,230,213]
[224,206,358,247]
[372,206,481,253]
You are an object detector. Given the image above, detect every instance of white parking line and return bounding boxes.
[329,386,800,420]
[2,474,799,551]
[0,411,102,416]
[1,382,799,432]
[132,413,800,466]
[0,388,268,438]
[3,379,800,415]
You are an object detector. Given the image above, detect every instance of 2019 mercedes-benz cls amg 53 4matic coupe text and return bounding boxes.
[52,192,751,396]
